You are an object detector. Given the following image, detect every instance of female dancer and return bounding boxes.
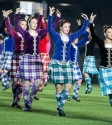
[90,13,112,106]
[2,9,27,108]
[70,28,89,102]
[77,19,99,94]
[15,7,48,111]
[48,6,89,116]
[31,12,61,100]
[0,11,14,90]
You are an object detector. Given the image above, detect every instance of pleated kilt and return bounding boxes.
[0,51,13,70]
[99,67,112,96]
[48,59,74,84]
[73,62,82,81]
[83,56,99,74]
[40,53,50,72]
[40,53,50,84]
[10,53,23,81]
[16,54,43,81]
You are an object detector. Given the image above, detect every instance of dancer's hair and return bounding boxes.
[59,19,70,27]
[103,25,112,33]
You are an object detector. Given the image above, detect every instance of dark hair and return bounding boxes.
[19,19,27,25]
[103,25,112,33]
[0,34,4,40]
[59,19,70,27]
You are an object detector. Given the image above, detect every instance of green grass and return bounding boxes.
[0,82,112,125]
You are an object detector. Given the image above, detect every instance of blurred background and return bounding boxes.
[0,0,112,82]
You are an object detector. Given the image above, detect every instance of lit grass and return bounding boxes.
[0,82,112,125]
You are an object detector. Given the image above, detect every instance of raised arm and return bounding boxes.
[36,6,44,30]
[76,28,89,47]
[2,10,17,38]
[5,17,17,38]
[70,14,89,42]
[14,8,26,38]
[47,7,58,41]
[89,13,103,46]
[52,9,61,29]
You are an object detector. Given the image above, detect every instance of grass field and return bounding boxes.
[0,82,112,125]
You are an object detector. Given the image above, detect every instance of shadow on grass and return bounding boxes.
[0,102,112,124]
[32,108,112,123]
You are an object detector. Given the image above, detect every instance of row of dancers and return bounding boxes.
[0,6,112,116]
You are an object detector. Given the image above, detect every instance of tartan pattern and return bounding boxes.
[73,62,82,81]
[0,51,13,70]
[83,56,99,74]
[40,53,50,72]
[1,72,9,86]
[99,67,112,96]
[10,53,23,81]
[48,59,74,84]
[73,82,81,97]
[16,54,43,81]
[42,72,48,84]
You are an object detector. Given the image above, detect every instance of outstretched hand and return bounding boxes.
[2,10,13,17]
[49,6,55,16]
[76,19,81,26]
[81,13,88,20]
[90,13,97,23]
[56,9,61,17]
[38,6,43,15]
[15,7,22,14]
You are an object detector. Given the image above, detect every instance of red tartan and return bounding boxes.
[40,53,50,72]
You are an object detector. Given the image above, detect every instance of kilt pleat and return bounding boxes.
[48,59,74,84]
[10,53,22,81]
[73,62,82,81]
[0,51,13,70]
[99,67,112,96]
[40,53,50,72]
[83,56,99,74]
[16,54,43,81]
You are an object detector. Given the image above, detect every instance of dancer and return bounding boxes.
[0,11,14,90]
[90,13,112,106]
[77,19,99,94]
[15,7,48,111]
[2,9,27,108]
[48,6,89,116]
[70,28,89,102]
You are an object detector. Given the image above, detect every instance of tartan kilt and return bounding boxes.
[10,53,23,81]
[73,62,82,81]
[99,67,112,96]
[83,56,99,74]
[16,54,43,81]
[40,53,50,72]
[48,59,74,84]
[0,51,13,70]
